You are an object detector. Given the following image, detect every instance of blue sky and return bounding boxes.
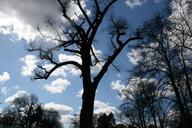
[0,0,166,126]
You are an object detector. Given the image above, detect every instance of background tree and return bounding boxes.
[28,0,142,128]
[70,114,80,128]
[119,76,175,128]
[96,112,115,128]
[0,94,62,128]
[122,1,192,126]
[70,112,116,128]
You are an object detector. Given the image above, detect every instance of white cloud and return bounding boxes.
[44,78,71,93]
[5,90,29,104]
[125,0,161,8]
[111,80,127,100]
[0,0,61,41]
[58,54,82,76]
[0,0,87,42]
[125,0,146,8]
[94,100,120,115]
[0,72,10,83]
[20,55,39,76]
[58,54,82,64]
[43,64,67,78]
[127,49,143,65]
[76,100,120,119]
[0,0,62,41]
[60,114,75,124]
[43,102,73,114]
[117,77,159,101]
[76,89,83,98]
[111,80,125,91]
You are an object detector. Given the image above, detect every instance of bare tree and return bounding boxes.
[129,13,192,127]
[169,0,192,104]
[119,78,164,128]
[28,0,142,128]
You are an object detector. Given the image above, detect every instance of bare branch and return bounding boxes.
[93,35,142,89]
[76,0,92,26]
[34,61,82,80]
[90,46,99,65]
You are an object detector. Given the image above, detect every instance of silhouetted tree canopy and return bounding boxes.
[118,0,192,128]
[0,94,62,128]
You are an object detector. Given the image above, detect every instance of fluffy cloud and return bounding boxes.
[94,100,120,115]
[111,80,125,91]
[42,64,67,78]
[117,77,159,101]
[0,0,61,41]
[43,102,74,126]
[110,80,127,100]
[0,0,87,42]
[76,100,119,114]
[5,90,29,104]
[58,54,82,76]
[44,78,71,93]
[127,49,143,65]
[43,102,73,114]
[20,55,39,76]
[0,0,162,41]
[0,72,10,83]
[58,54,82,64]
[60,114,75,124]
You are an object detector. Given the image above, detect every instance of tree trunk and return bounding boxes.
[80,42,95,128]
[80,87,96,128]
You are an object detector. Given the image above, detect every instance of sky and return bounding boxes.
[0,0,167,126]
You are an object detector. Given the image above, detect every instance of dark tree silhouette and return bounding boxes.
[169,0,192,103]
[119,77,174,128]
[0,94,62,128]
[28,0,142,127]
[96,113,115,128]
[126,10,192,127]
